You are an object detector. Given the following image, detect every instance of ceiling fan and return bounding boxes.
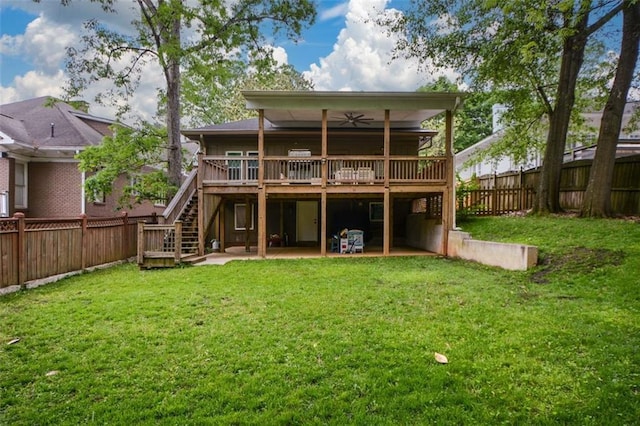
[334,112,374,127]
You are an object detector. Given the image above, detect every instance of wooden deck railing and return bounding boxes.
[200,155,447,186]
[137,221,185,268]
[163,168,197,224]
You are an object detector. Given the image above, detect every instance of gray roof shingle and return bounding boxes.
[0,96,115,149]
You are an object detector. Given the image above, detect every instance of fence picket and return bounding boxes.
[0,214,157,289]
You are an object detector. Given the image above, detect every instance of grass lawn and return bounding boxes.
[1,216,639,424]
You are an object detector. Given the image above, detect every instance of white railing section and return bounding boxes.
[0,191,8,217]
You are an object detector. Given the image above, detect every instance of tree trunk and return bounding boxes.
[581,2,640,218]
[533,12,589,214]
[165,10,183,193]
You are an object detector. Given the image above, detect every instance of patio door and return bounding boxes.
[296,201,318,243]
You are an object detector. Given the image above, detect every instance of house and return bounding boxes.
[176,91,464,258]
[456,102,640,182]
[0,96,165,218]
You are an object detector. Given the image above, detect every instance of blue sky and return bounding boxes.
[1,0,439,120]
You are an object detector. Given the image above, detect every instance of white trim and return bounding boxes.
[81,170,86,215]
[14,161,27,209]
[234,203,255,231]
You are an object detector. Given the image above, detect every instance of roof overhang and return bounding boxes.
[241,90,465,129]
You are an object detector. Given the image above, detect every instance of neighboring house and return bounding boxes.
[0,96,165,218]
[177,90,463,257]
[455,102,640,181]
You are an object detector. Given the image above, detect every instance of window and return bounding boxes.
[234,203,255,230]
[226,151,242,181]
[369,202,383,222]
[92,190,106,204]
[247,151,258,181]
[14,162,27,209]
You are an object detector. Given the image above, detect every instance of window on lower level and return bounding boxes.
[234,203,254,230]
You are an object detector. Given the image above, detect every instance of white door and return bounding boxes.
[296,201,318,243]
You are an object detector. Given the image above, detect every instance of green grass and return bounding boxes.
[1,216,639,424]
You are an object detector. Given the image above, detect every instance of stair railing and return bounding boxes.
[163,168,197,225]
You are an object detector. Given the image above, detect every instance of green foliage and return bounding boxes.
[65,0,317,120]
[181,49,313,127]
[1,216,639,423]
[64,0,317,190]
[383,0,627,171]
[455,173,480,221]
[76,123,174,208]
[418,79,497,153]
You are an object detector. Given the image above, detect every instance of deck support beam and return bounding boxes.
[442,109,454,255]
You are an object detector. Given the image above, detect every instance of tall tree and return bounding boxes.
[181,50,313,128]
[62,0,316,193]
[581,1,640,217]
[534,0,625,214]
[381,0,625,214]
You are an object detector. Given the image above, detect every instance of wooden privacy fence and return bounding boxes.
[467,155,640,216]
[0,212,158,289]
[461,188,536,216]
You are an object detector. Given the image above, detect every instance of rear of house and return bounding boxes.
[180,91,463,258]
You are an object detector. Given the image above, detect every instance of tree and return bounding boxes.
[581,1,640,217]
[77,123,176,207]
[418,77,497,153]
[381,0,625,213]
[62,0,316,194]
[181,50,313,128]
[534,1,625,214]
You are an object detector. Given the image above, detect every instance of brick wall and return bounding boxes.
[85,173,165,217]
[27,162,83,217]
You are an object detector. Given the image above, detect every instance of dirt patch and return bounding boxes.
[530,246,625,284]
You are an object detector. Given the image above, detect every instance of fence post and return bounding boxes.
[121,212,129,258]
[175,221,183,264]
[137,221,145,265]
[80,214,88,270]
[15,213,26,289]
[492,188,498,215]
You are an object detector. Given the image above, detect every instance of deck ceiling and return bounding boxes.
[242,91,465,129]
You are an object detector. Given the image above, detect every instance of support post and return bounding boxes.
[197,151,205,256]
[15,212,26,289]
[321,192,327,256]
[383,109,390,187]
[175,220,183,263]
[443,109,454,255]
[383,188,390,255]
[244,195,251,252]
[121,212,129,258]
[81,214,88,270]
[137,221,145,266]
[321,109,328,188]
[258,190,267,258]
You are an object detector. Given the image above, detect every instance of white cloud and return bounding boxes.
[0,4,160,123]
[0,70,66,103]
[303,0,459,91]
[22,15,77,74]
[319,2,349,21]
[270,46,288,67]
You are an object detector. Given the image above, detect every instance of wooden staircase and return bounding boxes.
[177,193,199,255]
